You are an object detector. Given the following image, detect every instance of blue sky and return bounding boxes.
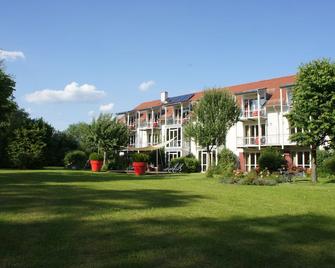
[1,0,335,130]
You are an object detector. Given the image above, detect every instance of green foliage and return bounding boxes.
[206,166,215,177]
[64,150,87,169]
[184,89,240,155]
[88,113,129,162]
[101,163,109,172]
[89,152,104,161]
[317,149,333,167]
[287,59,335,149]
[287,58,335,182]
[0,65,16,129]
[65,122,95,153]
[258,147,285,172]
[46,131,79,166]
[108,155,129,170]
[170,155,200,173]
[215,148,237,175]
[323,157,335,174]
[7,119,52,169]
[132,153,149,162]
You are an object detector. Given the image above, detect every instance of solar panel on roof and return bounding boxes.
[167,93,194,104]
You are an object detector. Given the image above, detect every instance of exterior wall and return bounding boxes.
[119,79,309,172]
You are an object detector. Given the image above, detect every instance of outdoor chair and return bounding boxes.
[163,163,179,173]
[173,163,184,173]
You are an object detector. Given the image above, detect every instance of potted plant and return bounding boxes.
[89,152,104,172]
[132,153,149,175]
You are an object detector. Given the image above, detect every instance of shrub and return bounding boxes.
[258,148,285,172]
[89,152,103,161]
[64,150,87,169]
[323,157,335,174]
[132,153,149,162]
[170,155,201,173]
[215,148,237,175]
[206,166,215,177]
[108,155,129,170]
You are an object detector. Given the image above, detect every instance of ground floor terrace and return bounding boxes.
[0,169,334,267]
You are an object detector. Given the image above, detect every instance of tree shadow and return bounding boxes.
[1,214,334,267]
[0,170,188,183]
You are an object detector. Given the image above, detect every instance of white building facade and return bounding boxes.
[117,75,312,172]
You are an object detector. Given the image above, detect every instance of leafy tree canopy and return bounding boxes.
[184,88,240,151]
[0,63,16,128]
[287,58,335,182]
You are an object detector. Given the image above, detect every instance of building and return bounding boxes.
[117,75,312,172]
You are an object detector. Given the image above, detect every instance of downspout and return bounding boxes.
[280,87,284,149]
[257,90,261,151]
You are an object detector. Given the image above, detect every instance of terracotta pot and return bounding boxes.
[133,162,147,176]
[90,160,103,172]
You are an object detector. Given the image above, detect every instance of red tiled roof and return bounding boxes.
[131,75,296,111]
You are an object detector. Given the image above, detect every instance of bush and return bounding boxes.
[108,155,129,170]
[215,149,237,176]
[89,152,103,161]
[170,155,200,173]
[64,150,87,169]
[323,157,335,174]
[132,153,149,162]
[258,148,285,172]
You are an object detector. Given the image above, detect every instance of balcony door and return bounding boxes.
[244,124,266,145]
[166,127,181,147]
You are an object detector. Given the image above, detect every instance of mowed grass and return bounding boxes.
[1,170,335,267]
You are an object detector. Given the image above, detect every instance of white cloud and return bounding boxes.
[88,110,96,117]
[25,82,106,104]
[138,80,155,91]
[0,49,25,60]
[99,102,114,113]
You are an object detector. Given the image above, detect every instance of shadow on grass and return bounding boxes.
[1,214,334,267]
[0,169,188,183]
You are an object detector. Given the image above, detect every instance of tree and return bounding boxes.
[88,113,129,165]
[7,118,53,168]
[65,122,95,153]
[287,58,335,183]
[0,107,30,167]
[46,131,79,166]
[0,63,16,129]
[184,89,240,168]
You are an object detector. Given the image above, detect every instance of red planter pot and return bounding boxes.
[90,160,103,172]
[133,162,147,176]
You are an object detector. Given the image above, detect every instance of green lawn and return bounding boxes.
[1,170,335,267]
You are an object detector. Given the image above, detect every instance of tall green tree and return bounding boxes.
[65,122,94,153]
[287,58,335,183]
[89,113,129,165]
[7,118,53,168]
[184,89,240,168]
[0,63,16,129]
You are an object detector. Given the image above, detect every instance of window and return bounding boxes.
[244,124,266,145]
[148,133,160,145]
[129,134,136,146]
[292,151,311,168]
[166,127,181,147]
[245,152,260,171]
[166,151,181,164]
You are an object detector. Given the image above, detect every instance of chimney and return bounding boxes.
[160,91,168,103]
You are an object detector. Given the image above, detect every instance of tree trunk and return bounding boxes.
[103,151,107,166]
[207,146,212,171]
[311,146,318,183]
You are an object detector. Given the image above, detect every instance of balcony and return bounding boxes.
[240,108,266,120]
[237,134,295,147]
[127,123,137,130]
